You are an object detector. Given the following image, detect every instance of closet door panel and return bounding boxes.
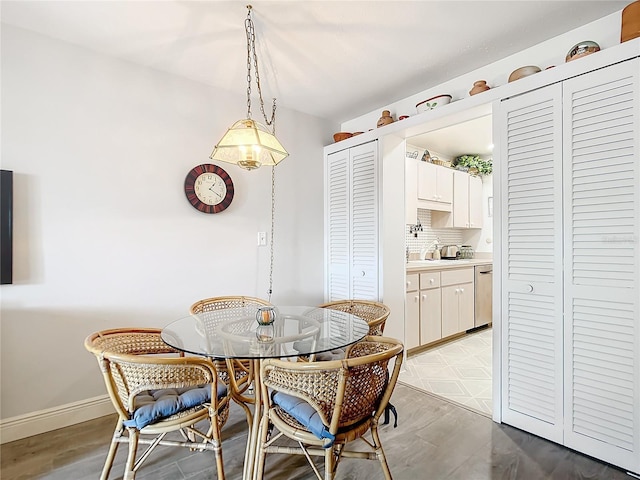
[563,58,640,473]
[499,83,565,443]
[326,148,350,300]
[350,141,379,300]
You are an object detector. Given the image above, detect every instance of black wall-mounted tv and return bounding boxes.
[1,169,13,284]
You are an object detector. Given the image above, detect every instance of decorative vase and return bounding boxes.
[377,110,394,128]
[622,0,640,43]
[469,80,490,96]
[255,306,276,342]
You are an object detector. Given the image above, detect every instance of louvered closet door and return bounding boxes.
[326,148,350,300]
[499,83,565,443]
[562,58,640,473]
[349,141,379,300]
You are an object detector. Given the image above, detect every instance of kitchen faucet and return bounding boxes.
[420,237,441,260]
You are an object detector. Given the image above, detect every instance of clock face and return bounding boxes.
[184,164,234,214]
[194,172,227,206]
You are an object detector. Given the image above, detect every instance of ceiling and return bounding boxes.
[408,114,493,158]
[1,1,628,123]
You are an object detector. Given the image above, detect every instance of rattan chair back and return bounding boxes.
[189,295,272,425]
[319,299,390,335]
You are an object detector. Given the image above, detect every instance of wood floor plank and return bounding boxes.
[1,384,633,480]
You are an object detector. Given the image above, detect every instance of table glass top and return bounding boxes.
[161,305,370,359]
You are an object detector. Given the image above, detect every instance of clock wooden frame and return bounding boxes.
[184,164,234,214]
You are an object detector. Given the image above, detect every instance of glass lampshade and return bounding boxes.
[210,119,289,170]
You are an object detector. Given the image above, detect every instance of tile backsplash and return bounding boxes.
[406,209,463,256]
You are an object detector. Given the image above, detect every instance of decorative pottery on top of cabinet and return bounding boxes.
[621,0,640,43]
[469,80,490,96]
[376,110,394,128]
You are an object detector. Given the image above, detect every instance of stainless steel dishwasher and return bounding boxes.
[474,264,492,327]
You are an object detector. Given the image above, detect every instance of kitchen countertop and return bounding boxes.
[406,258,492,272]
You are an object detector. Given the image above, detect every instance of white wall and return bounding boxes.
[0,25,336,421]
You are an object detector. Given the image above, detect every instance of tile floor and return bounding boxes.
[399,326,493,416]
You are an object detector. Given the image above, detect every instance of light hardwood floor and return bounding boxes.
[1,384,633,480]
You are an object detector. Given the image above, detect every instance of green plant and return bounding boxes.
[453,154,493,176]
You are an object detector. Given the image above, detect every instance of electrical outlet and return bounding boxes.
[257,232,267,246]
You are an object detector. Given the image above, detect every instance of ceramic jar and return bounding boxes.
[622,0,640,43]
[469,80,490,96]
[377,110,394,128]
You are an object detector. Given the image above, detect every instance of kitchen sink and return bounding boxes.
[407,259,475,266]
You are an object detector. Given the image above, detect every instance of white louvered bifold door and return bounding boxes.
[562,58,640,473]
[498,83,565,443]
[326,148,350,301]
[325,141,380,302]
[349,141,379,300]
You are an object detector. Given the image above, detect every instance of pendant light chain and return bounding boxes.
[245,10,253,119]
[245,5,277,127]
[244,6,279,300]
[268,165,276,301]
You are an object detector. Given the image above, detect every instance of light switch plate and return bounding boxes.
[257,232,267,246]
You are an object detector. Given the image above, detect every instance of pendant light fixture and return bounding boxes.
[210,5,289,170]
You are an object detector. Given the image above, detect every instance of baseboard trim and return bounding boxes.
[0,395,113,444]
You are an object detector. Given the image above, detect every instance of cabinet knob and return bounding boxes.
[421,294,427,301]
[430,278,434,284]
[407,281,412,288]
[460,288,464,293]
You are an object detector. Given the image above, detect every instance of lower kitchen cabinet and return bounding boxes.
[420,272,441,344]
[405,273,420,350]
[441,268,474,338]
[406,266,477,350]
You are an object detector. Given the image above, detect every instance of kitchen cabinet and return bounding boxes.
[419,271,441,344]
[325,140,379,301]
[467,174,483,228]
[497,58,640,473]
[417,161,453,211]
[405,265,481,350]
[432,170,483,229]
[405,273,420,349]
[440,268,474,337]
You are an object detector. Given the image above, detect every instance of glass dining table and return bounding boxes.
[161,305,370,480]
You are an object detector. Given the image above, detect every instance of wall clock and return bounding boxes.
[184,164,234,214]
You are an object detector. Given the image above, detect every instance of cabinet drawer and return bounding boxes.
[420,272,441,289]
[441,268,474,286]
[406,273,419,292]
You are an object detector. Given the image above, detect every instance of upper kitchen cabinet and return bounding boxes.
[432,170,484,229]
[325,140,380,301]
[417,161,453,211]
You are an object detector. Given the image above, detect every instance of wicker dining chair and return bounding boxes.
[190,295,272,426]
[304,300,398,427]
[85,328,230,480]
[256,335,404,480]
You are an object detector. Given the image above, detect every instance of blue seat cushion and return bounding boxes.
[124,383,227,430]
[272,391,335,447]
